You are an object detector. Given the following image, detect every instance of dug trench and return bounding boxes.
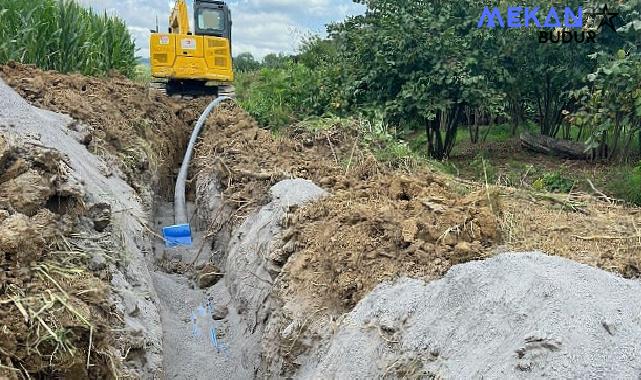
[1,64,641,379]
[0,64,500,378]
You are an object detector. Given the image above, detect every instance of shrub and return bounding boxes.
[235,63,335,129]
[533,172,575,193]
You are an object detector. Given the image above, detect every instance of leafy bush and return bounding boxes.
[533,172,575,193]
[235,62,335,129]
[0,0,136,77]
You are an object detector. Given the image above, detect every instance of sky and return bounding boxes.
[77,0,365,59]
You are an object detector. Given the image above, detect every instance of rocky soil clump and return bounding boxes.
[0,136,116,378]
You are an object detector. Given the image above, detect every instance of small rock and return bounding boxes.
[78,131,93,146]
[212,304,229,320]
[282,240,296,254]
[281,322,297,339]
[454,242,472,254]
[0,209,9,224]
[89,253,107,271]
[602,319,617,336]
[88,202,112,232]
[270,249,287,265]
[197,263,223,289]
[281,228,296,242]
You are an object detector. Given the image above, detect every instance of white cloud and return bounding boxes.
[78,0,364,59]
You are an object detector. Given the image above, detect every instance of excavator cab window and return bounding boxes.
[194,1,231,39]
[197,8,223,31]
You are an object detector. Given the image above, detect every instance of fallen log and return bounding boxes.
[520,132,589,160]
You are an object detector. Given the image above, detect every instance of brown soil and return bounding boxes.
[0,63,198,196]
[282,177,498,310]
[195,103,343,219]
[194,105,500,311]
[0,137,114,379]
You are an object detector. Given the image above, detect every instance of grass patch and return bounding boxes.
[603,163,641,205]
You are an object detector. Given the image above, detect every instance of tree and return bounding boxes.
[571,0,641,160]
[233,52,260,72]
[329,0,506,159]
[262,53,292,69]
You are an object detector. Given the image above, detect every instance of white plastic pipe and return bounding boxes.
[174,96,232,225]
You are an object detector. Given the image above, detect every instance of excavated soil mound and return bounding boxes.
[282,176,498,310]
[193,102,503,377]
[0,63,196,194]
[305,252,641,379]
[195,103,344,218]
[0,136,114,379]
[195,104,500,311]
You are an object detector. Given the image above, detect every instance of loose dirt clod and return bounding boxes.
[0,170,54,216]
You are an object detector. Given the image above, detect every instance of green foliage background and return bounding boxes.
[236,0,641,163]
[0,0,137,77]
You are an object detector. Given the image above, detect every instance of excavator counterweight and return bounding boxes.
[150,0,234,97]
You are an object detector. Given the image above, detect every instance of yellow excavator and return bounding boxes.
[149,0,234,97]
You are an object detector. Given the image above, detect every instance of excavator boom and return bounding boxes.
[169,0,190,35]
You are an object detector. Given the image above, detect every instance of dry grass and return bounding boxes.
[500,191,641,277]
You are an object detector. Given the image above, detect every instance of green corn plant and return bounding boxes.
[0,0,136,77]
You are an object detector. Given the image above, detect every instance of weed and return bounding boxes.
[133,64,151,84]
[469,155,497,183]
[535,172,575,193]
[235,63,337,129]
[604,162,641,205]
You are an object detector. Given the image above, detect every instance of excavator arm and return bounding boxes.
[169,0,190,35]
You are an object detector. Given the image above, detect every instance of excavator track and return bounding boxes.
[150,79,235,99]
[217,84,236,98]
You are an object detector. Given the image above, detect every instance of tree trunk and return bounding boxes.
[520,132,589,160]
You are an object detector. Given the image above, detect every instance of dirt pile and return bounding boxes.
[304,253,641,379]
[192,103,503,377]
[0,136,115,379]
[282,176,498,310]
[195,104,499,309]
[0,63,195,195]
[195,103,343,218]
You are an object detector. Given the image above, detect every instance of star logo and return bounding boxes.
[587,4,619,32]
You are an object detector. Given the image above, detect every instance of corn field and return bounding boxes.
[0,0,137,77]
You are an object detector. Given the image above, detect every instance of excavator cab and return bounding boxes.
[150,0,234,97]
[194,1,231,40]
